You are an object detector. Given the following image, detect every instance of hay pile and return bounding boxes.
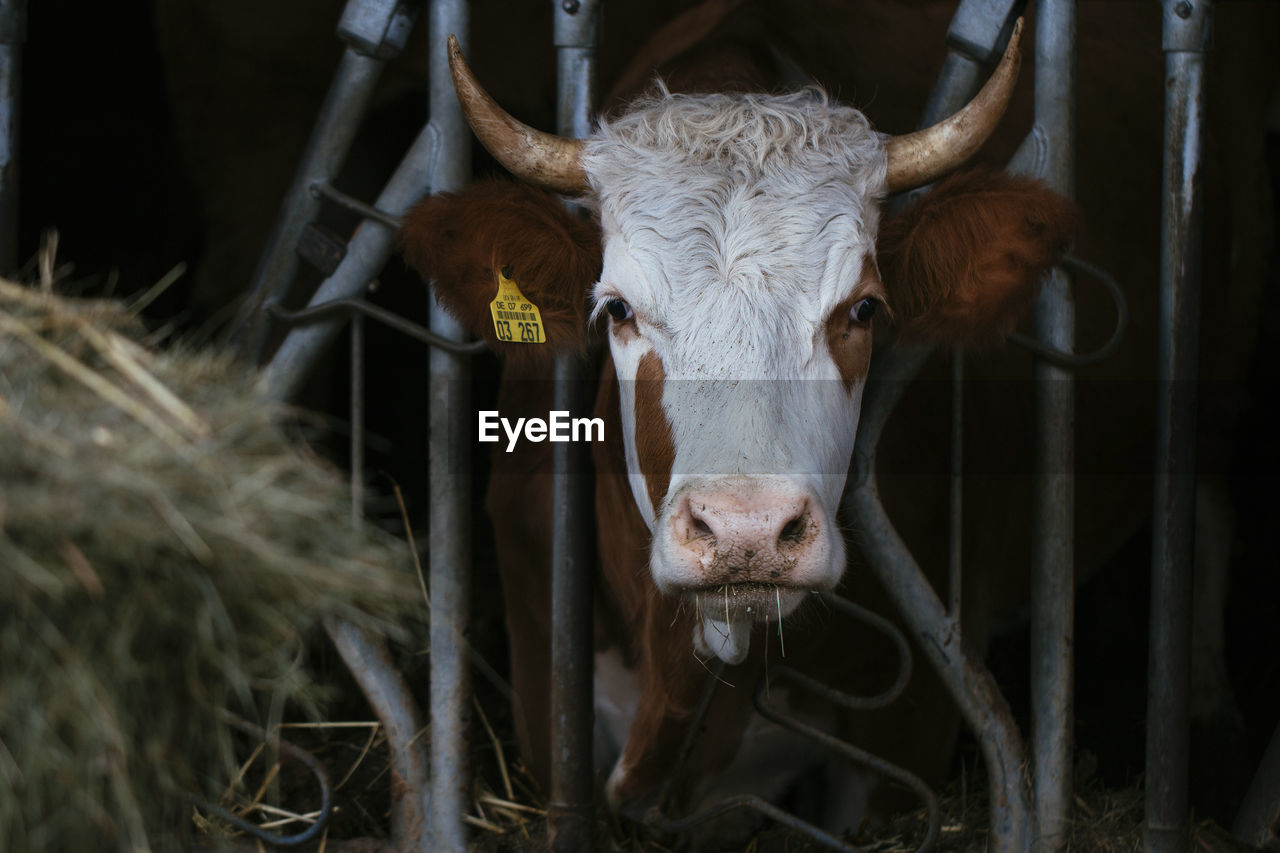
[0,279,417,852]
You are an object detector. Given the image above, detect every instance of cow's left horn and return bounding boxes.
[884,18,1024,193]
[447,35,591,196]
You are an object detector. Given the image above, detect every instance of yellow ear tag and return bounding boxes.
[489,265,546,344]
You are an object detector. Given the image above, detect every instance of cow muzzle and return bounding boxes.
[654,479,843,664]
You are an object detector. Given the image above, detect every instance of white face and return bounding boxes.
[583,89,889,664]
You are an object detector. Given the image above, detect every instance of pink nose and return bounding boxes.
[669,487,819,585]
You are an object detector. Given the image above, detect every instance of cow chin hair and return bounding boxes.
[398,181,604,365]
[878,167,1078,348]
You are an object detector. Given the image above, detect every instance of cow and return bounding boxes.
[399,15,1079,836]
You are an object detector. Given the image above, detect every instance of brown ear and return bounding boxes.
[398,181,603,360]
[877,167,1077,347]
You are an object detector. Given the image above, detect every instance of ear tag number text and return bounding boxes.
[489,265,546,344]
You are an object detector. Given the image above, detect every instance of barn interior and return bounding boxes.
[6,0,1280,850]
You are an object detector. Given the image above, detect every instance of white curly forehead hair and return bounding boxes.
[583,87,887,379]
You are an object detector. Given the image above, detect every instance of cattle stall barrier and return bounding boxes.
[546,3,601,850]
[1147,3,1209,852]
[226,0,1262,851]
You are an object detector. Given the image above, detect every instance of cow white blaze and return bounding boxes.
[583,89,889,664]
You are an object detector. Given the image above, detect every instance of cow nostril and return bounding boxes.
[778,515,807,543]
[692,517,713,538]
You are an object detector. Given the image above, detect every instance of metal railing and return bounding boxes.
[230,0,1256,851]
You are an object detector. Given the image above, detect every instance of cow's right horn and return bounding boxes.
[447,35,591,196]
[883,18,1024,193]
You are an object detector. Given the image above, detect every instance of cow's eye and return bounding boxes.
[850,297,879,325]
[606,298,633,322]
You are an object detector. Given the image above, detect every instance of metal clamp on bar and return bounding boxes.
[554,0,602,49]
[1007,254,1129,369]
[190,714,333,847]
[339,0,420,59]
[1161,0,1213,53]
[946,0,1027,65]
[915,0,1025,142]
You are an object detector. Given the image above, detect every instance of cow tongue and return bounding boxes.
[694,613,753,665]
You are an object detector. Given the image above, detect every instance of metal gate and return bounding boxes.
[217,0,1280,851]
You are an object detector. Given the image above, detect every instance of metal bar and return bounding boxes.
[846,5,1032,847]
[0,0,23,273]
[753,684,941,853]
[847,327,1033,851]
[547,2,600,851]
[191,713,335,847]
[235,0,420,359]
[651,793,867,852]
[847,469,1030,852]
[427,1,472,850]
[1022,2,1077,850]
[350,311,365,523]
[312,181,405,230]
[948,348,964,620]
[1233,720,1280,848]
[1005,255,1128,368]
[259,118,440,401]
[784,593,915,712]
[1146,3,1212,852]
[268,298,489,356]
[548,353,596,853]
[236,47,387,359]
[919,0,1025,142]
[238,6,441,848]
[847,341,1031,853]
[325,619,431,850]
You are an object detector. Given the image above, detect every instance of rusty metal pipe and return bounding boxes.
[1146,3,1213,852]
[326,619,431,850]
[427,0,473,850]
[546,2,600,850]
[1021,2,1077,850]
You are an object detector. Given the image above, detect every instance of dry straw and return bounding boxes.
[0,280,416,852]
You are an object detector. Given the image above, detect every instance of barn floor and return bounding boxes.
[192,717,1251,852]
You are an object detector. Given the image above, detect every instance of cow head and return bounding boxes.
[401,22,1074,665]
